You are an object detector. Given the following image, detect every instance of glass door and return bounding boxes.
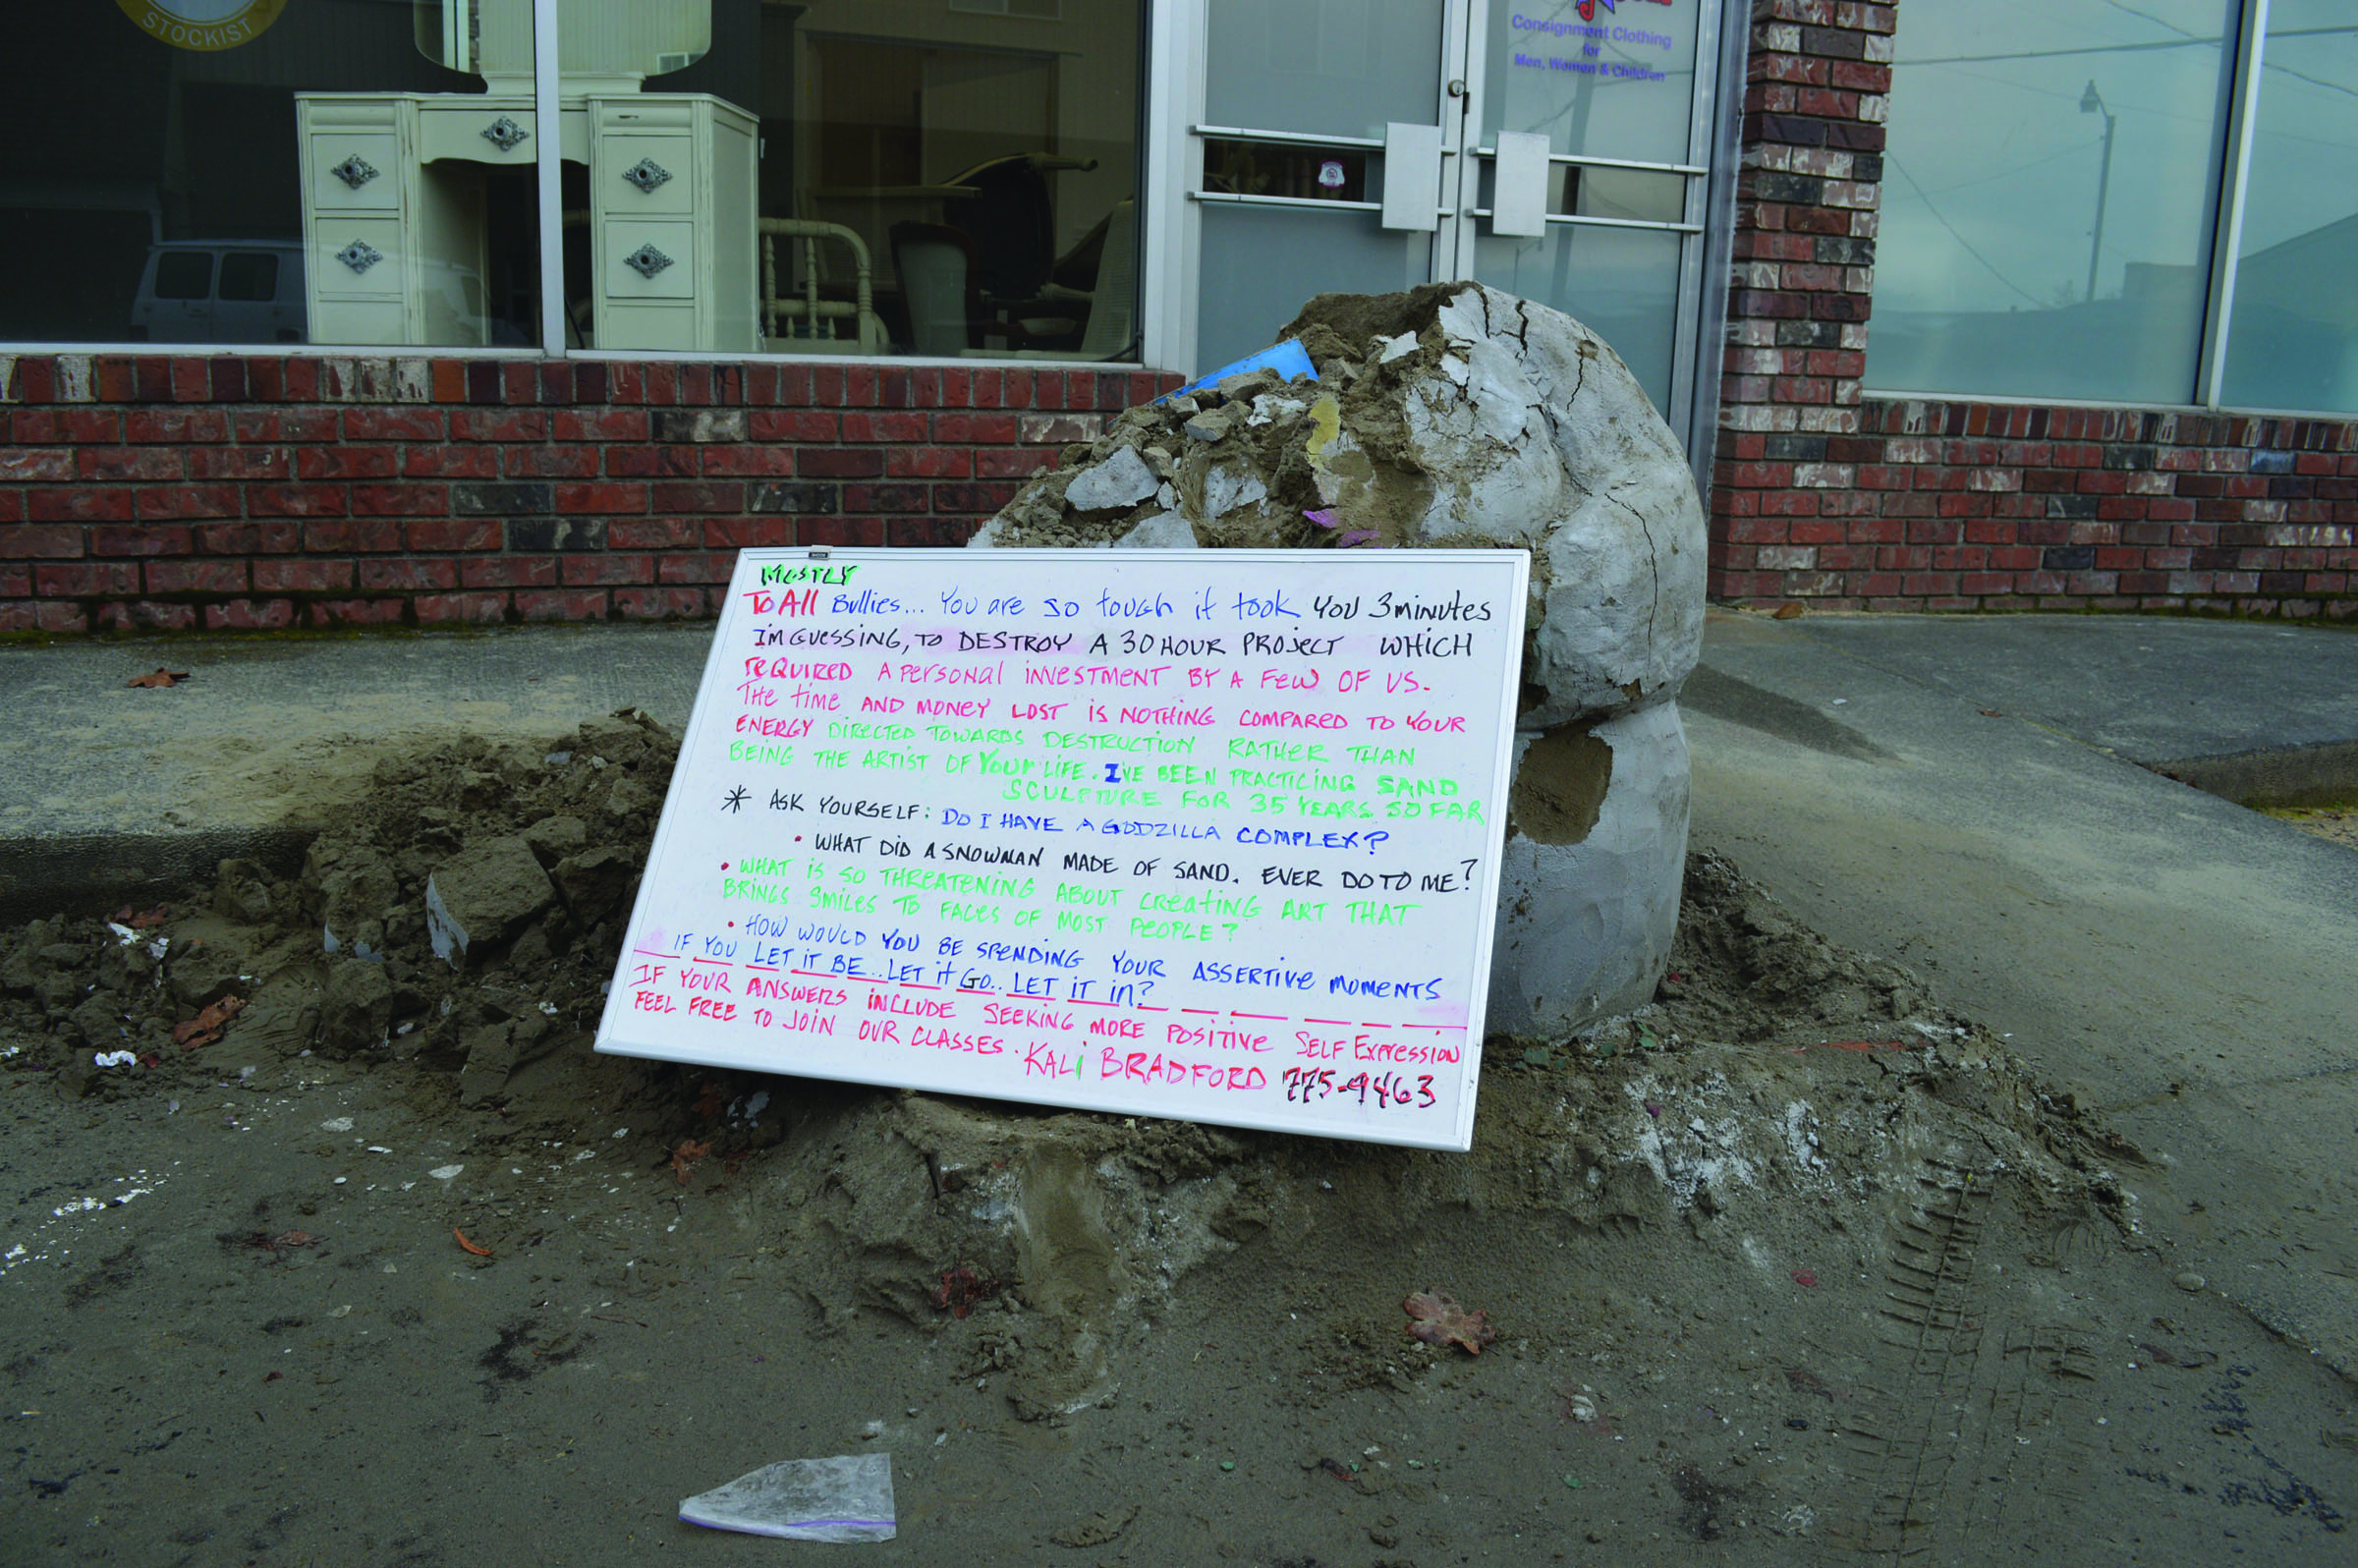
[1187,0,1724,448]
[1454,0,1723,444]
[1190,0,1473,374]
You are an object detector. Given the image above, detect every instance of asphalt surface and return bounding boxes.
[2,607,2353,1372]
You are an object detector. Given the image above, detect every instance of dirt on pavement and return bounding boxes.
[1,721,2351,1565]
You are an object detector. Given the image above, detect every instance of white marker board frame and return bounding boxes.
[594,547,1530,1151]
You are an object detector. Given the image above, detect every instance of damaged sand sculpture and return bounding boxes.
[973,282,1707,1035]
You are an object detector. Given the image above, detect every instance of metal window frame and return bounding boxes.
[1863,0,2354,421]
[2198,0,2270,409]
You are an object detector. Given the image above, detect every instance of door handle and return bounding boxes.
[1380,123,1443,233]
[1491,133,1550,238]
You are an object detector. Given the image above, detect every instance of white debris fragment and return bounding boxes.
[428,1164,465,1181]
[92,1050,136,1069]
[320,1117,355,1133]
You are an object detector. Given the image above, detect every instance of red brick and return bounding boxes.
[615,587,706,619]
[750,410,839,443]
[976,449,1053,480]
[233,409,341,443]
[93,600,197,632]
[889,446,974,478]
[609,518,699,549]
[560,553,653,587]
[842,483,931,514]
[649,481,745,513]
[699,445,796,477]
[553,409,650,441]
[185,447,291,481]
[448,409,549,442]
[505,445,600,477]
[309,598,409,627]
[358,558,458,591]
[933,412,1020,444]
[416,592,510,624]
[253,558,355,592]
[145,559,249,594]
[842,412,927,443]
[400,446,500,478]
[203,598,296,631]
[35,602,88,632]
[30,487,135,523]
[348,483,447,517]
[91,525,191,557]
[554,481,650,513]
[0,448,77,482]
[293,445,395,479]
[124,409,229,444]
[248,483,348,518]
[406,519,502,551]
[702,519,796,548]
[658,552,739,584]
[460,556,559,589]
[343,407,445,441]
[606,446,701,478]
[36,561,140,595]
[302,520,404,553]
[514,588,608,621]
[0,525,86,559]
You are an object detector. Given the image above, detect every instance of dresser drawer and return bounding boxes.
[309,298,409,346]
[418,102,538,165]
[309,133,400,211]
[601,136,695,214]
[312,220,406,297]
[604,221,698,300]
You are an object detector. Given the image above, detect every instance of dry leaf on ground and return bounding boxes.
[1404,1288,1497,1355]
[671,1137,713,1185]
[126,668,191,689]
[173,994,246,1048]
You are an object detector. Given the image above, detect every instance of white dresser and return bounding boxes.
[295,91,758,352]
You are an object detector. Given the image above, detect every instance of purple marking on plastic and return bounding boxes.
[1303,508,1339,530]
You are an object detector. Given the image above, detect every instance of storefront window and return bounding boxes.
[1870,0,2236,405]
[699,0,1143,361]
[1,0,1141,361]
[1,1,537,347]
[2218,4,2358,414]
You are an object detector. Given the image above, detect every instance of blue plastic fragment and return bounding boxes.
[1158,339,1319,403]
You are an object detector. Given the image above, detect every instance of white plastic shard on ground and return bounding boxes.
[678,1452,896,1542]
[972,281,1707,1034]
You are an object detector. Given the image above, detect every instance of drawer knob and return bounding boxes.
[333,239,386,275]
[621,158,674,196]
[623,243,677,280]
[329,154,380,191]
[480,115,531,153]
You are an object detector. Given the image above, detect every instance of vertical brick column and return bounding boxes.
[1709,0,1893,605]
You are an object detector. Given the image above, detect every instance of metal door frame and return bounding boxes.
[1153,0,1478,375]
[1152,0,1742,470]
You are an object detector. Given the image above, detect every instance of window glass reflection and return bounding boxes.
[663,0,1142,360]
[1869,0,2235,405]
[0,2,523,346]
[2219,4,2358,413]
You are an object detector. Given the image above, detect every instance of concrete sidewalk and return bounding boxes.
[1688,609,2358,1374]
[3,608,2354,1370]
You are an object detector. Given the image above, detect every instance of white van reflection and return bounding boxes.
[131,241,307,345]
[132,241,510,347]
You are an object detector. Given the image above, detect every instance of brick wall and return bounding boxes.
[0,354,1179,634]
[1707,0,2358,623]
[1709,0,1889,577]
[1712,399,2358,619]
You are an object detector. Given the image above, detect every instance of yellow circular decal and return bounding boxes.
[115,0,290,51]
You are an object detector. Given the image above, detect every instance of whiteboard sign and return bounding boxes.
[594,547,1530,1150]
